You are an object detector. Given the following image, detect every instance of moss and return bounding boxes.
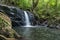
[0,12,14,38]
[0,18,9,28]
[0,18,14,38]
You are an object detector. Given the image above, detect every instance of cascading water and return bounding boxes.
[24,11,32,27]
[0,5,38,40]
[24,11,30,25]
[21,11,32,40]
[22,11,39,40]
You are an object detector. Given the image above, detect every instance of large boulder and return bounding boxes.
[0,12,11,29]
[0,12,21,39]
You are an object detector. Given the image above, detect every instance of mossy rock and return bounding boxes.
[0,12,12,29]
[0,12,21,38]
[0,12,13,38]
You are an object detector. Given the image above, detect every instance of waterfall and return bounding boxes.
[24,11,32,27]
[24,11,30,25]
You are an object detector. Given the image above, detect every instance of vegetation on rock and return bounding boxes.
[0,12,21,40]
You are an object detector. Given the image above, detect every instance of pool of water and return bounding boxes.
[13,26,60,40]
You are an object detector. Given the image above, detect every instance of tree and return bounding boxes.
[32,0,39,11]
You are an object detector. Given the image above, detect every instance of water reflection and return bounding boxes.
[13,26,60,40]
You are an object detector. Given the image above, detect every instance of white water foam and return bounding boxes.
[24,11,33,27]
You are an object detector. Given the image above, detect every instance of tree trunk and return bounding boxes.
[32,0,39,12]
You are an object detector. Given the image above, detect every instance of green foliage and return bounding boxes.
[0,18,9,28]
[33,0,60,19]
[14,0,32,9]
